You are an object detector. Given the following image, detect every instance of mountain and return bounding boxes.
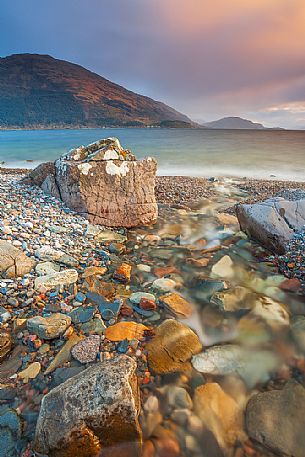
[204,116,266,129]
[0,54,192,129]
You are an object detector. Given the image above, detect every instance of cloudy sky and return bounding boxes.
[1,0,305,129]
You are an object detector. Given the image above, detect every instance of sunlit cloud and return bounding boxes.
[1,0,305,128]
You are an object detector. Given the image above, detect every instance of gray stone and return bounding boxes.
[192,344,280,388]
[236,197,305,254]
[41,174,61,199]
[246,380,305,457]
[0,407,22,457]
[27,313,71,339]
[34,355,142,457]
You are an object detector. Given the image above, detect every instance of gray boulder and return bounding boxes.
[34,355,142,457]
[246,380,305,457]
[236,196,305,253]
[0,407,22,457]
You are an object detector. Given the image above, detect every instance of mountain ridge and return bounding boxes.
[0,53,192,129]
[203,116,267,129]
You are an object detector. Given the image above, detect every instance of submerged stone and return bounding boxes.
[146,319,202,374]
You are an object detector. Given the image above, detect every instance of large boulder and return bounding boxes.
[246,380,305,457]
[0,240,36,278]
[23,138,158,228]
[236,195,305,254]
[34,355,142,457]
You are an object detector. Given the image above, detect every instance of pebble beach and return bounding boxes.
[1,167,305,457]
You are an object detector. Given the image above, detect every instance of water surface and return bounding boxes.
[0,128,304,180]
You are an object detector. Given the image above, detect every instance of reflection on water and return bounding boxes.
[132,178,305,456]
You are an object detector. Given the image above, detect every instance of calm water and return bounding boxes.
[0,128,305,180]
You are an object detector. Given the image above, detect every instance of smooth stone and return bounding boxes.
[0,307,12,323]
[104,322,149,341]
[159,293,193,318]
[211,255,234,279]
[71,335,100,363]
[35,269,78,290]
[27,313,72,339]
[146,319,202,374]
[246,380,305,457]
[194,383,244,451]
[192,344,280,388]
[152,278,176,292]
[35,261,60,276]
[129,292,155,304]
[18,361,41,381]
[166,386,193,409]
[251,296,289,326]
[34,355,142,457]
[95,230,127,243]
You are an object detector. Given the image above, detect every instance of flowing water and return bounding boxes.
[0,128,305,180]
[130,179,305,456]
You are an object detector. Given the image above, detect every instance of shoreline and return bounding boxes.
[2,167,305,205]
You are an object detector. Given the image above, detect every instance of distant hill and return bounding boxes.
[0,54,192,129]
[204,116,266,129]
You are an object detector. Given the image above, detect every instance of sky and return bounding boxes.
[1,0,305,129]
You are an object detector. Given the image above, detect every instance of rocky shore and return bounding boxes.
[0,160,305,457]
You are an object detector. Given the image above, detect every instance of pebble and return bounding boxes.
[71,335,100,363]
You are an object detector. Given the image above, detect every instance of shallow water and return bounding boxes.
[132,179,305,456]
[1,128,305,180]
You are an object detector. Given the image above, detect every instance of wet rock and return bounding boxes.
[291,315,305,353]
[152,278,176,292]
[104,322,149,341]
[236,196,305,254]
[129,292,155,304]
[0,332,13,362]
[113,262,132,283]
[192,344,280,388]
[194,383,244,450]
[146,319,202,374]
[211,255,234,279]
[0,240,35,278]
[246,380,305,457]
[159,293,193,318]
[139,298,157,311]
[27,138,158,228]
[34,269,78,290]
[34,355,142,457]
[71,335,100,363]
[0,407,22,457]
[27,313,72,339]
[94,230,127,243]
[251,296,289,326]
